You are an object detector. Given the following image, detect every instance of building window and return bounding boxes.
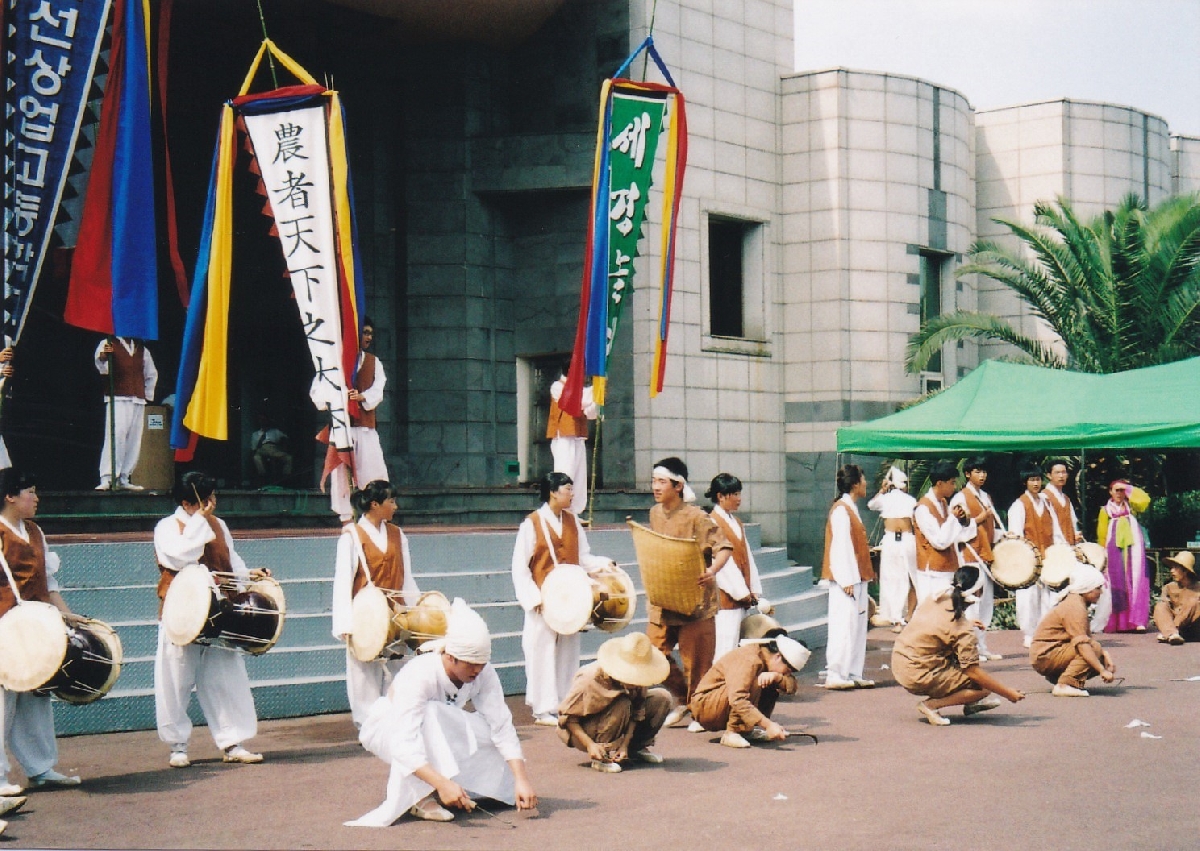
[919,251,944,374]
[709,218,747,338]
[702,210,770,356]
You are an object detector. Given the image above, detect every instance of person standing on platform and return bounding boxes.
[546,367,597,517]
[1098,479,1150,633]
[511,472,614,727]
[0,469,84,790]
[0,347,14,472]
[706,474,763,661]
[1153,551,1200,644]
[821,464,875,690]
[94,337,157,490]
[326,319,388,521]
[867,466,918,632]
[333,480,420,728]
[153,472,264,768]
[949,457,1003,661]
[1008,465,1060,648]
[648,457,733,733]
[913,461,977,604]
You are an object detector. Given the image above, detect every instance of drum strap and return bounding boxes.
[961,541,996,584]
[536,513,561,570]
[0,546,24,605]
[348,525,376,589]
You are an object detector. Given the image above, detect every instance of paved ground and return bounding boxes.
[5,627,1199,851]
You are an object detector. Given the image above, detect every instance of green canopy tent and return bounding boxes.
[836,358,1200,455]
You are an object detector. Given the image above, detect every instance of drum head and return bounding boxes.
[163,565,219,647]
[990,537,1040,590]
[1077,541,1107,572]
[248,575,287,616]
[87,619,124,701]
[1041,544,1079,590]
[0,601,68,691]
[350,584,392,663]
[593,566,637,633]
[540,564,594,635]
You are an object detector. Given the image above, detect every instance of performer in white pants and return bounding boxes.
[914,461,977,604]
[547,370,597,516]
[0,469,82,790]
[332,480,420,727]
[867,467,918,629]
[511,472,612,725]
[1007,466,1060,648]
[94,337,157,490]
[153,472,263,768]
[706,474,763,661]
[950,457,1004,660]
[323,320,388,521]
[1043,459,1110,632]
[348,599,537,826]
[821,465,875,689]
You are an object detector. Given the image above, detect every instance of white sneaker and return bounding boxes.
[1022,635,1033,648]
[747,727,771,742]
[823,678,855,690]
[1052,683,1090,697]
[409,795,455,820]
[686,720,705,733]
[633,749,664,764]
[983,653,1003,661]
[532,713,559,727]
[28,769,81,788]
[0,797,26,817]
[169,751,190,768]
[590,759,622,773]
[0,784,21,798]
[120,482,145,491]
[222,745,263,764]
[963,696,1003,716]
[720,731,751,749]
[917,701,951,726]
[663,704,690,727]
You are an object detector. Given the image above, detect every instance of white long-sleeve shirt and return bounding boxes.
[1043,484,1081,544]
[826,494,867,587]
[94,338,158,401]
[867,488,917,519]
[710,505,762,601]
[309,352,386,414]
[914,493,977,555]
[510,504,610,612]
[332,518,419,639]
[153,507,248,582]
[1007,492,1064,541]
[550,378,598,420]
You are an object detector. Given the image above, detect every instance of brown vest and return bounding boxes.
[156,514,234,604]
[821,501,875,583]
[1021,493,1055,556]
[959,487,995,563]
[110,339,147,399]
[527,510,581,588]
[1046,488,1076,541]
[0,520,51,617]
[710,511,754,609]
[351,353,377,429]
[914,494,959,573]
[546,396,588,439]
[351,523,405,596]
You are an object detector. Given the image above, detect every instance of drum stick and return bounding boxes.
[472,802,518,828]
[785,730,819,744]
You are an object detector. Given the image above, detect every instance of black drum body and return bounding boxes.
[41,621,122,705]
[204,590,281,654]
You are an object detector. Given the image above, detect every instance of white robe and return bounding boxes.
[866,488,918,623]
[331,518,420,726]
[348,652,523,827]
[822,495,869,685]
[1007,494,1063,641]
[711,506,763,660]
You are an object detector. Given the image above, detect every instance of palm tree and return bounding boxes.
[906,193,1200,374]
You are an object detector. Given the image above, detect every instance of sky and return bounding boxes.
[794,0,1200,137]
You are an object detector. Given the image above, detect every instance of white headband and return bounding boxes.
[886,466,908,488]
[1060,564,1106,602]
[653,466,696,503]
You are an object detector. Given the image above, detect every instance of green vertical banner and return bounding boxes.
[602,90,668,360]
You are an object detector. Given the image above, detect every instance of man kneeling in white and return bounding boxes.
[348,598,538,826]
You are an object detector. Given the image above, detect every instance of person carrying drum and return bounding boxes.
[1153,551,1200,645]
[1007,465,1059,648]
[688,633,810,748]
[153,472,265,768]
[1044,460,1111,632]
[0,469,83,789]
[820,464,875,690]
[512,471,615,727]
[949,457,1004,661]
[892,565,1026,726]
[556,632,672,773]
[913,461,977,604]
[647,457,733,733]
[867,466,918,631]
[706,474,764,661]
[333,480,420,727]
[1030,563,1116,696]
[348,598,537,826]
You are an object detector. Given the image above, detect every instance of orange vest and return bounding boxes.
[821,501,875,583]
[0,520,51,617]
[546,396,588,439]
[527,510,581,588]
[1020,493,1055,556]
[110,340,147,399]
[1046,488,1076,541]
[710,511,754,609]
[959,487,995,562]
[914,494,959,573]
[157,514,234,604]
[351,523,405,596]
[351,353,378,429]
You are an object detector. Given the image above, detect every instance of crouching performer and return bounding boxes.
[688,634,811,748]
[1030,564,1116,697]
[347,598,537,826]
[557,632,672,774]
[892,566,1025,726]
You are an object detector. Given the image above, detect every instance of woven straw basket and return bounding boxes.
[627,520,706,616]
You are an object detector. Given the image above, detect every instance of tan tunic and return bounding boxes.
[688,644,797,733]
[710,511,754,609]
[351,523,405,596]
[110,341,148,398]
[525,509,581,589]
[914,494,959,572]
[1030,593,1105,687]
[156,514,233,604]
[1153,581,1200,638]
[1020,493,1055,556]
[959,487,996,563]
[890,594,980,698]
[647,502,731,625]
[546,396,588,438]
[0,520,51,617]
[351,353,378,428]
[820,500,875,583]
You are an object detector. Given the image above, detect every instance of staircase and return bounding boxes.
[49,524,828,736]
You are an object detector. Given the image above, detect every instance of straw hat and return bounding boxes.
[775,635,812,672]
[1165,551,1196,576]
[596,632,669,687]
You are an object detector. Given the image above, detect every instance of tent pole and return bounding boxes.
[1079,448,1087,538]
